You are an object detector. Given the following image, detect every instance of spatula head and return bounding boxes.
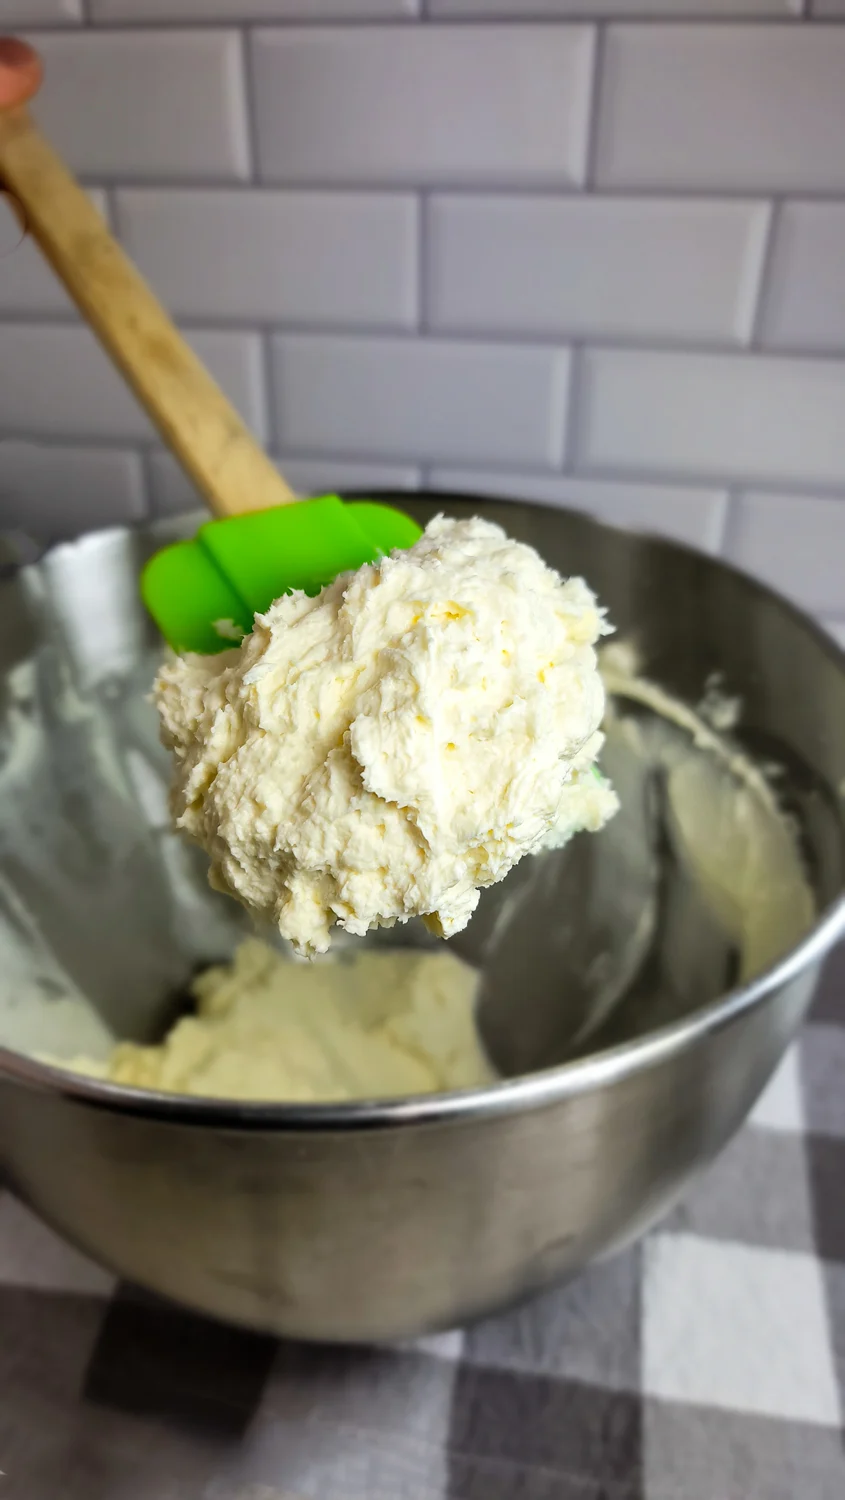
[141,494,423,655]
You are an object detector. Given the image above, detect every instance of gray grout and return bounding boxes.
[748,199,782,349]
[137,447,155,521]
[6,428,845,523]
[6,312,845,364]
[719,488,741,560]
[416,192,429,333]
[29,16,843,33]
[245,179,845,200]
[66,174,845,204]
[561,344,584,471]
[8,309,845,364]
[259,328,280,450]
[239,26,261,187]
[7,425,845,502]
[101,186,117,236]
[564,460,845,501]
[0,431,149,453]
[583,23,605,191]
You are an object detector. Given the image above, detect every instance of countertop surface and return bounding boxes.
[1,946,843,1500]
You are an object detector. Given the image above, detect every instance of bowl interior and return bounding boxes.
[0,495,843,1083]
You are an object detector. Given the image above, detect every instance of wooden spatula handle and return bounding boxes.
[0,37,297,518]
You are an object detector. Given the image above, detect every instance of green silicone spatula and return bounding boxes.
[141,495,422,655]
[0,37,422,655]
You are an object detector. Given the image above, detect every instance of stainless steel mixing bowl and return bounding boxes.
[0,494,843,1342]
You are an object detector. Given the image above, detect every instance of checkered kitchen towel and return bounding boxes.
[1,948,843,1500]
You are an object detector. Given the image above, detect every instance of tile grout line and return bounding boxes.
[51,174,845,205]
[240,27,289,462]
[583,22,605,191]
[101,185,117,236]
[9,308,845,362]
[238,24,261,187]
[24,16,845,33]
[0,432,149,455]
[719,486,741,561]
[260,328,282,455]
[563,457,845,502]
[562,344,584,472]
[6,424,845,507]
[748,198,782,349]
[416,191,429,333]
[137,447,156,522]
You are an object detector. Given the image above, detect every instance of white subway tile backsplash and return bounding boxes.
[0,325,146,441]
[1,2,80,20]
[0,326,266,443]
[428,196,768,346]
[1,0,845,595]
[251,27,594,187]
[0,440,145,544]
[578,348,845,488]
[430,469,727,553]
[278,457,421,496]
[26,31,249,181]
[148,450,419,517]
[730,491,845,615]
[271,335,571,467]
[146,452,211,518]
[93,0,414,17]
[596,26,845,192]
[116,190,417,329]
[760,204,845,354]
[146,452,207,518]
[0,190,107,316]
[182,331,268,443]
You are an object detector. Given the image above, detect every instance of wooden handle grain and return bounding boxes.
[0,44,296,518]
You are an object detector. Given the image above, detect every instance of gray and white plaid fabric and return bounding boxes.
[1,946,843,1500]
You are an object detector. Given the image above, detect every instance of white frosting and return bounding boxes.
[601,641,815,981]
[56,939,493,1102]
[156,515,618,956]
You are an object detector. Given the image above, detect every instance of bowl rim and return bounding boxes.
[1,491,844,1131]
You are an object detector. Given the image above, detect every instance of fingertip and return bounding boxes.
[0,38,43,111]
